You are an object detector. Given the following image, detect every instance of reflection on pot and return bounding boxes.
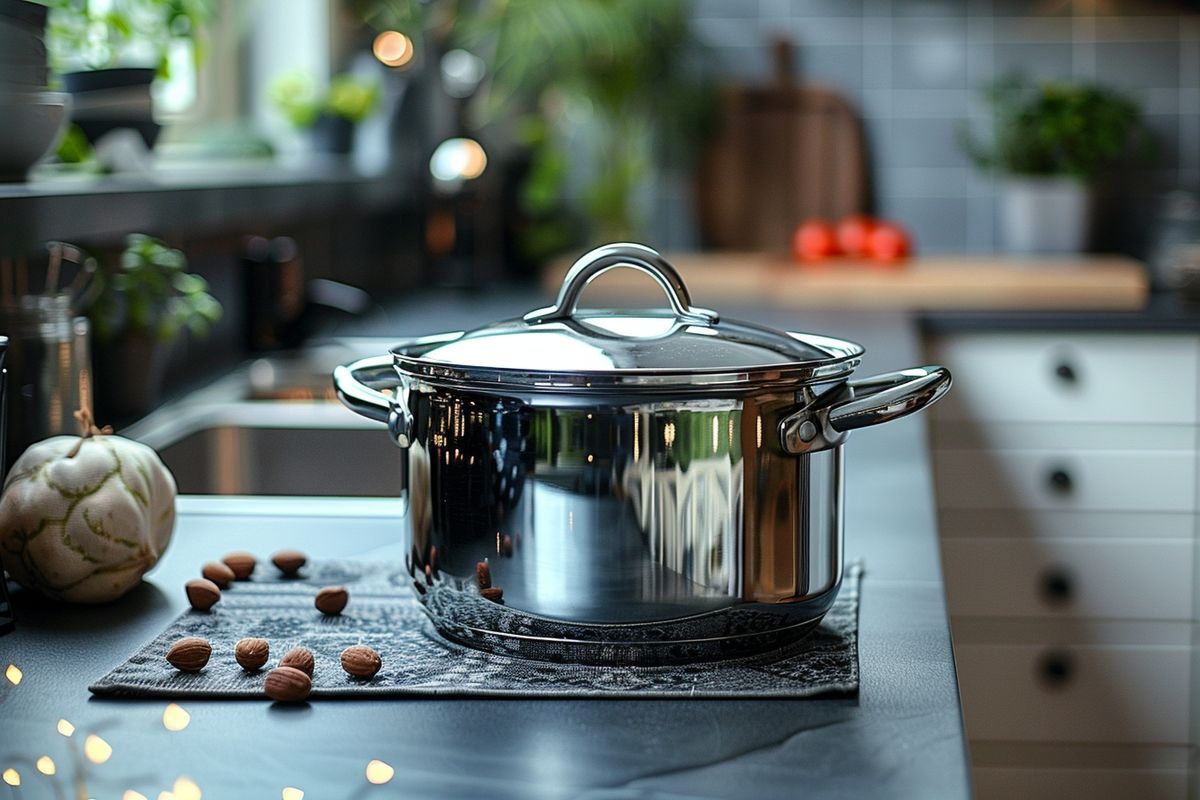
[403,387,843,662]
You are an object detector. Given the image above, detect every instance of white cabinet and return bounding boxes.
[923,329,1199,795]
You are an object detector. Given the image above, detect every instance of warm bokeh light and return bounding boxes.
[158,793,176,800]
[365,759,394,785]
[173,776,202,800]
[36,756,55,776]
[57,718,76,737]
[281,789,304,800]
[430,138,487,182]
[123,791,148,800]
[84,734,113,764]
[2,768,19,787]
[163,703,191,732]
[5,663,22,685]
[372,31,413,68]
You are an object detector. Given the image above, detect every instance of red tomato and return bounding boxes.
[836,215,877,258]
[792,219,839,262]
[866,222,912,263]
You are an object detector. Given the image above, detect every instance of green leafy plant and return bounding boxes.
[41,0,215,77]
[961,73,1149,178]
[270,72,382,129]
[356,0,713,261]
[89,234,222,342]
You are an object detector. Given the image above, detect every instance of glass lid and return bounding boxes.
[393,243,864,390]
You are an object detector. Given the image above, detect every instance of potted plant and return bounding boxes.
[41,0,215,148]
[270,72,381,155]
[88,234,222,417]
[961,73,1148,254]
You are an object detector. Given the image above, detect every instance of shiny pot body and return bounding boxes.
[402,383,844,663]
[335,242,951,664]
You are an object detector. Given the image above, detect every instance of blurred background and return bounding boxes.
[4,5,1200,797]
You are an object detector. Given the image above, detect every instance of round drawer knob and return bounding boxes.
[1039,566,1074,606]
[1036,650,1075,689]
[1054,361,1078,383]
[1048,468,1073,493]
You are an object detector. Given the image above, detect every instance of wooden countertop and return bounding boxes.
[542,252,1149,311]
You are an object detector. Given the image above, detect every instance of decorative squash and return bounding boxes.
[0,410,176,603]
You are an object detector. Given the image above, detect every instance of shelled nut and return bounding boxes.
[340,645,381,679]
[265,666,311,702]
[315,586,349,616]
[201,561,235,589]
[184,578,221,611]
[271,549,307,577]
[279,646,315,677]
[481,587,504,602]
[475,561,491,589]
[222,552,256,580]
[235,637,270,671]
[166,637,211,672]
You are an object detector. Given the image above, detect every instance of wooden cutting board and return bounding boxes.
[695,40,867,253]
[541,252,1149,311]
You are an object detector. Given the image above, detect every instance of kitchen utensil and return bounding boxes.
[0,335,12,634]
[335,243,950,664]
[0,294,92,470]
[696,40,868,252]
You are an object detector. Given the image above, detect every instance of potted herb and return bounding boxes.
[89,234,222,417]
[961,73,1148,254]
[270,72,381,155]
[41,0,215,148]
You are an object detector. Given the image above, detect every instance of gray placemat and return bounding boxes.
[90,560,862,699]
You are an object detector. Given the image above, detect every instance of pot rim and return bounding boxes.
[389,330,865,392]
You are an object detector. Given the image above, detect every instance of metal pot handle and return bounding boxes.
[333,355,412,447]
[524,242,719,326]
[780,365,951,454]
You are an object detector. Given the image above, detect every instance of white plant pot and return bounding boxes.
[998,176,1092,255]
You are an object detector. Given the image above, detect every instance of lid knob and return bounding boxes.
[524,243,719,327]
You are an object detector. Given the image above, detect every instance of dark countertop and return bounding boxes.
[921,289,1200,333]
[0,301,969,799]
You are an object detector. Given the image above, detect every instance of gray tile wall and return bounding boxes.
[656,0,1200,255]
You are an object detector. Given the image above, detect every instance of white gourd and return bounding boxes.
[0,423,176,604]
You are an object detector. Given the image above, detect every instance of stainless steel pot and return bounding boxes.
[334,243,951,664]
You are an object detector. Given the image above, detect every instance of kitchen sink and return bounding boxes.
[125,339,403,496]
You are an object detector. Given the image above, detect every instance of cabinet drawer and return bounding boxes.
[932,449,1196,512]
[925,332,1199,424]
[941,537,1194,620]
[974,767,1186,800]
[937,509,1196,540]
[955,643,1191,743]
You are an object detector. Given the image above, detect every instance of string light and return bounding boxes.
[365,760,394,785]
[84,734,113,764]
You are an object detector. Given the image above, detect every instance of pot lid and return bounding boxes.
[392,243,864,391]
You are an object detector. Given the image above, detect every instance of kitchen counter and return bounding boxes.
[921,289,1200,333]
[0,302,969,799]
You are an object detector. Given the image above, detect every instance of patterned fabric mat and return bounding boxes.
[90,560,862,699]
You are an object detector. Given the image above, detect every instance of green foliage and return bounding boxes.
[269,72,381,128]
[961,73,1149,179]
[327,74,382,123]
[41,0,215,77]
[55,124,95,164]
[355,0,714,261]
[89,234,222,342]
